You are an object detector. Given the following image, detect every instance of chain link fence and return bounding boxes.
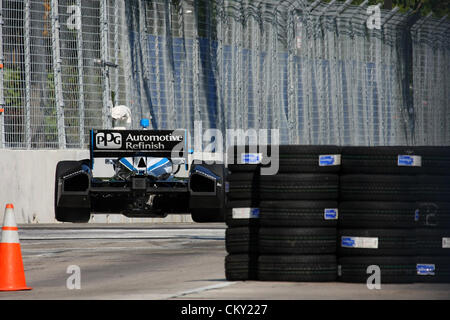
[0,0,448,149]
[411,14,450,146]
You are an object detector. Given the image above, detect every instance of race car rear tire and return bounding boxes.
[55,161,91,223]
[191,208,225,223]
[55,207,91,223]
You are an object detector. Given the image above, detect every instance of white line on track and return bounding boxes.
[166,282,237,299]
[18,228,225,240]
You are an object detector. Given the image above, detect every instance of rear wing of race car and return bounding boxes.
[89,129,188,169]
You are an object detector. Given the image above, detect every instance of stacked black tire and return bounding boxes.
[225,151,260,280]
[414,147,450,283]
[339,147,450,283]
[225,146,341,281]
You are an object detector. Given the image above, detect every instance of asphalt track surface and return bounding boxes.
[0,223,449,300]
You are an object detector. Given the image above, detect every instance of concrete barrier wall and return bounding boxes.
[0,150,193,224]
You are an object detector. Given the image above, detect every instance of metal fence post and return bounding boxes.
[411,12,433,145]
[434,16,448,145]
[193,0,201,126]
[229,10,237,130]
[100,0,112,129]
[138,0,149,122]
[215,0,225,135]
[235,3,244,130]
[287,10,299,144]
[51,0,67,149]
[357,0,369,146]
[177,1,189,133]
[333,0,353,145]
[0,0,4,149]
[221,0,231,133]
[164,0,176,129]
[151,0,162,127]
[24,0,32,149]
[252,3,262,136]
[378,7,400,145]
[114,0,120,108]
[76,0,85,147]
[442,21,450,145]
[269,7,278,141]
[122,0,134,125]
[303,1,321,144]
[322,0,341,145]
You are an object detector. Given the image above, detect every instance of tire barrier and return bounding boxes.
[225,145,339,281]
[224,145,450,283]
[338,146,450,283]
[225,167,260,281]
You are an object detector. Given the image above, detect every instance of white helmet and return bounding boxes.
[111,105,132,130]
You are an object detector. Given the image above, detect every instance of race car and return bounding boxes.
[54,125,226,223]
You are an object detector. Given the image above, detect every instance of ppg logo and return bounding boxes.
[95,132,122,149]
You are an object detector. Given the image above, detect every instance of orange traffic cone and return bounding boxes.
[0,204,31,291]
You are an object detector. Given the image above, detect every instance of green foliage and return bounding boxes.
[44,72,58,143]
[317,0,450,17]
[415,0,450,17]
[4,68,23,108]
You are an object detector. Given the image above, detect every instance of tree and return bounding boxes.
[319,0,450,17]
[388,0,450,17]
